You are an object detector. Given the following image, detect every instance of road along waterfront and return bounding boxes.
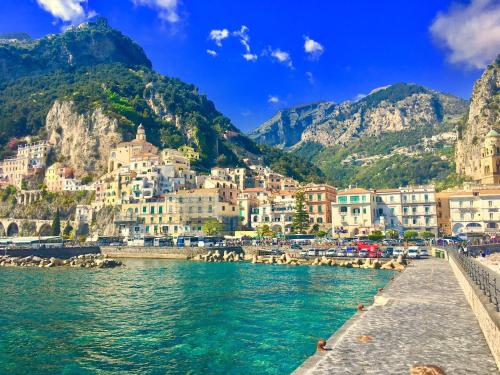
[294,257,498,375]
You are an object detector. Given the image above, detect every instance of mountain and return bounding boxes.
[455,56,500,180]
[0,18,323,183]
[250,83,469,188]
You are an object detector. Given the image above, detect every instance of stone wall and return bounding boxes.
[444,248,500,370]
[1,246,100,259]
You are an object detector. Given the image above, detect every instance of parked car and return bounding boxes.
[407,247,420,259]
[381,247,394,258]
[335,249,346,257]
[307,249,318,257]
[300,250,308,257]
[419,248,429,257]
[271,249,284,256]
[414,240,426,246]
[290,243,302,250]
[358,249,368,258]
[326,248,336,257]
[393,247,405,257]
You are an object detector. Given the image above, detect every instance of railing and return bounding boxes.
[449,249,500,312]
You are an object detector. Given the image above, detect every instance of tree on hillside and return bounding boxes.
[63,223,73,239]
[368,230,384,241]
[51,208,61,236]
[202,219,223,236]
[292,190,310,234]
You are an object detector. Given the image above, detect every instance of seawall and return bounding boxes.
[0,246,100,259]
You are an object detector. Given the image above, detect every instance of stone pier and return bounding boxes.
[294,258,498,375]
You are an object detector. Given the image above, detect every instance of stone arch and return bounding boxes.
[0,222,5,237]
[20,221,37,236]
[7,222,19,237]
[38,223,52,236]
[452,223,464,235]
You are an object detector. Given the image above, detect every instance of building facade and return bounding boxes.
[304,184,337,230]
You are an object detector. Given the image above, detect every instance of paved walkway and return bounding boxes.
[295,258,498,375]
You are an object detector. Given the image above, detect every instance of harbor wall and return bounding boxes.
[1,246,101,259]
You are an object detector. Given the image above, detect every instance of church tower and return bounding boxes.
[480,129,500,184]
[136,124,146,142]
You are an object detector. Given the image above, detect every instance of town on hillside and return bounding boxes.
[0,123,498,245]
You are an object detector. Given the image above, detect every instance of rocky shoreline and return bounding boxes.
[190,250,407,271]
[0,254,123,269]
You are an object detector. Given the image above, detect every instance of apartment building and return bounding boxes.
[210,167,247,191]
[436,192,452,235]
[332,186,438,236]
[250,190,295,234]
[0,141,50,187]
[237,188,269,228]
[118,188,239,237]
[449,189,500,236]
[304,184,336,229]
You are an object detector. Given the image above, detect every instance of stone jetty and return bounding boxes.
[189,251,407,271]
[0,254,122,269]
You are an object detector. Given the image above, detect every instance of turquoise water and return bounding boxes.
[0,260,393,374]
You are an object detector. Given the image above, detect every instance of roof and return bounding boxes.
[242,188,265,193]
[486,129,500,137]
[375,188,400,193]
[338,187,371,195]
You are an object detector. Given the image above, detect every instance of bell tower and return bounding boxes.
[136,124,146,141]
[480,129,500,184]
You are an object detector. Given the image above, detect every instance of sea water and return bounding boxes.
[0,259,393,374]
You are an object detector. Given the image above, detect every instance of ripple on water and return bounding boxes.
[0,260,393,375]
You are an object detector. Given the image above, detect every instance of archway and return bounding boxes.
[20,221,37,236]
[7,222,19,237]
[38,223,52,236]
[452,223,464,235]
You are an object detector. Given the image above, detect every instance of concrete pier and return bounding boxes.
[294,258,498,375]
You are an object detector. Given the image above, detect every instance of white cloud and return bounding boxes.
[243,53,258,61]
[206,49,217,57]
[269,48,293,68]
[233,25,251,52]
[305,71,315,84]
[304,36,324,59]
[268,95,280,104]
[132,0,180,23]
[36,0,93,24]
[430,0,500,69]
[209,28,230,47]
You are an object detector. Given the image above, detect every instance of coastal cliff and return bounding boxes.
[455,56,500,180]
[46,100,122,177]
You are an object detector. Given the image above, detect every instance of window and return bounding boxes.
[425,206,430,214]
[390,208,395,215]
[489,201,493,207]
[333,195,346,205]
[412,218,417,225]
[318,205,322,213]
[150,206,155,214]
[350,195,359,203]
[159,206,163,214]
[412,195,416,202]
[403,218,408,225]
[362,195,367,203]
[317,217,323,223]
[425,217,430,226]
[309,194,313,201]
[390,196,394,203]
[424,194,429,202]
[317,194,322,201]
[309,206,313,213]
[403,207,408,214]
[412,207,417,214]
[340,206,347,213]
[363,208,367,214]
[142,206,146,213]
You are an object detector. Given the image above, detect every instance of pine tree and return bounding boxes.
[52,208,61,236]
[292,190,310,234]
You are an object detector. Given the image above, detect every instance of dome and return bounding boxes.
[486,129,500,138]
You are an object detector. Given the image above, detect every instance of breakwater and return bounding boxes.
[0,253,121,268]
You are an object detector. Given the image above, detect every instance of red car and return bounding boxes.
[358,242,381,258]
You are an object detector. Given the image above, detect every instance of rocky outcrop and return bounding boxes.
[455,56,500,180]
[45,100,122,177]
[249,83,467,150]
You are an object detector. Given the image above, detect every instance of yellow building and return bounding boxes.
[161,148,190,171]
[0,141,50,187]
[107,124,158,173]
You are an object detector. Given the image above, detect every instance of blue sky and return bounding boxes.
[1,0,499,132]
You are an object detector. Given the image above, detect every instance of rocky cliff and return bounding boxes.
[46,101,122,177]
[250,83,467,149]
[455,56,500,180]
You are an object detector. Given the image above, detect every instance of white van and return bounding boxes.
[407,246,420,259]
